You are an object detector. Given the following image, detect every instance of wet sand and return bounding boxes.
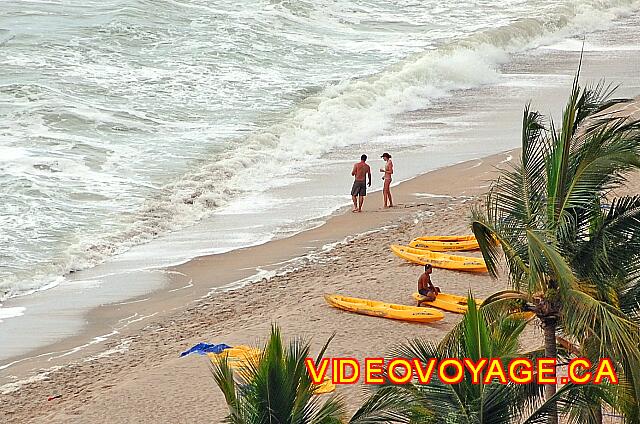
[3,140,640,422]
[4,92,640,422]
[1,150,519,422]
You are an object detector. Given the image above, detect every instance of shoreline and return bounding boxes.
[2,11,640,419]
[0,146,506,366]
[4,9,640,371]
[1,148,516,422]
[0,150,509,377]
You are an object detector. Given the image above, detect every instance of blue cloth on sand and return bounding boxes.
[180,343,232,357]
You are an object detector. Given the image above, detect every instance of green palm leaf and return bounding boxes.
[471,68,640,423]
[379,298,542,423]
[211,325,346,424]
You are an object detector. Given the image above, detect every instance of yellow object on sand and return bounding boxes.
[207,345,262,371]
[413,293,535,320]
[511,311,536,320]
[324,294,444,323]
[412,292,484,314]
[312,378,336,394]
[415,235,477,242]
[390,245,487,273]
[207,346,335,395]
[409,238,479,252]
[207,345,261,363]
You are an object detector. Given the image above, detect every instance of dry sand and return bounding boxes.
[0,150,518,423]
[2,146,638,423]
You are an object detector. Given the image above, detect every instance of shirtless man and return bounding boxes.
[417,264,440,305]
[380,152,394,208]
[351,154,371,212]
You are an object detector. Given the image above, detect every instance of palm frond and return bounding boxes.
[471,206,504,279]
[386,298,541,423]
[525,228,576,292]
[468,70,640,423]
[523,382,614,424]
[472,207,531,286]
[561,289,640,363]
[572,195,640,308]
[210,357,246,424]
[348,386,413,424]
[389,337,438,366]
[615,356,640,424]
[559,118,640,217]
[210,325,346,424]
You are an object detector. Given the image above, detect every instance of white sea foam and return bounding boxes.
[542,38,640,51]
[413,193,454,199]
[0,336,133,394]
[0,365,63,395]
[0,307,26,323]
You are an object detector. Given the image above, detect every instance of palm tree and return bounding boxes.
[212,325,404,424]
[378,297,544,423]
[358,298,626,424]
[470,71,640,424]
[211,325,345,424]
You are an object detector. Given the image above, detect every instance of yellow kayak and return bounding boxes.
[413,292,483,314]
[208,346,335,394]
[413,293,534,319]
[324,294,444,323]
[409,238,479,252]
[415,235,477,242]
[391,245,487,273]
[511,311,536,320]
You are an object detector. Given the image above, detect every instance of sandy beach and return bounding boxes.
[0,150,522,423]
[2,3,640,421]
[3,120,640,422]
[3,65,640,424]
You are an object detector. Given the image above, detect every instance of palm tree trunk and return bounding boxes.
[543,318,558,424]
[594,404,602,424]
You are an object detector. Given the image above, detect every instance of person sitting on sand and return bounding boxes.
[417,264,440,305]
[380,152,394,208]
[351,154,371,212]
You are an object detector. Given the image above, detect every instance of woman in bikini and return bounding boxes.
[380,152,394,208]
